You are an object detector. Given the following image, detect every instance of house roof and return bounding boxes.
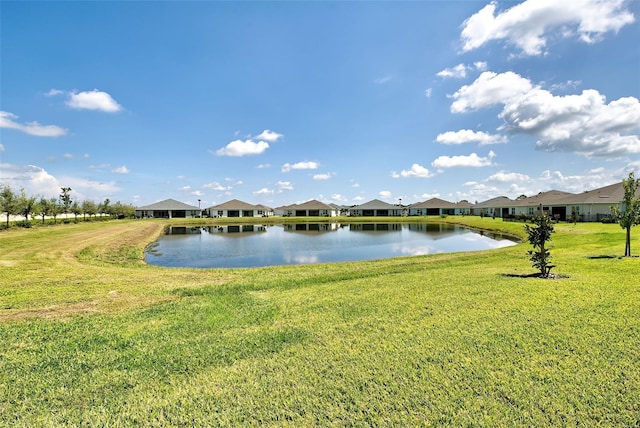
[555,181,630,205]
[136,198,200,211]
[509,190,574,207]
[409,197,457,209]
[352,199,398,209]
[473,196,513,208]
[290,199,336,210]
[207,199,263,211]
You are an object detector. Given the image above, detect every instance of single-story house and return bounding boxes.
[135,199,201,219]
[349,199,403,217]
[470,196,513,218]
[204,199,273,218]
[408,198,470,216]
[280,200,338,217]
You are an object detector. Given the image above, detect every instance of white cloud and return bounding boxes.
[451,71,533,113]
[486,171,531,183]
[215,139,269,157]
[353,196,365,202]
[418,192,441,200]
[203,182,230,191]
[0,111,68,137]
[180,186,191,191]
[379,190,392,198]
[452,71,640,157]
[391,163,434,178]
[253,187,274,195]
[112,166,130,174]
[313,172,333,180]
[460,0,635,56]
[436,129,507,145]
[432,151,496,168]
[254,130,283,142]
[352,182,360,188]
[257,163,271,169]
[66,89,123,112]
[281,161,318,172]
[45,89,64,97]
[424,88,433,98]
[191,190,204,197]
[89,163,111,170]
[437,64,468,79]
[0,163,119,200]
[0,144,4,152]
[474,61,488,71]
[374,76,393,84]
[276,181,293,190]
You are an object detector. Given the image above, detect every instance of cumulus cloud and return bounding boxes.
[254,129,283,142]
[486,171,531,182]
[436,129,507,145]
[313,172,333,180]
[66,89,123,112]
[277,181,293,190]
[0,163,119,200]
[253,187,274,195]
[432,151,496,168]
[112,166,130,174]
[0,111,68,137]
[424,88,433,98]
[437,64,469,79]
[391,163,434,178]
[460,0,635,56]
[281,161,318,172]
[203,182,230,191]
[256,163,271,169]
[451,71,533,113]
[215,139,269,157]
[452,71,640,157]
[379,190,392,199]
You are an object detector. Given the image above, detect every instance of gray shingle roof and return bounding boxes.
[136,199,200,211]
[353,199,398,209]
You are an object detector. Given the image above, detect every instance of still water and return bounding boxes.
[145,223,517,268]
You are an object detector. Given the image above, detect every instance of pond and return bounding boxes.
[145,223,518,268]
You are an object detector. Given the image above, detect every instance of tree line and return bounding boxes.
[0,185,136,229]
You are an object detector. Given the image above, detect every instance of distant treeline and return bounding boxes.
[0,185,136,229]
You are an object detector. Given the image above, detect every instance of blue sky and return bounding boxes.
[2,0,639,208]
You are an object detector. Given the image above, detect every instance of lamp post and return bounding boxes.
[398,198,402,216]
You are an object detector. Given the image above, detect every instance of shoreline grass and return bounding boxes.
[0,217,638,426]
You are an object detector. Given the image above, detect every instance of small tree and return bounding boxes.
[1,185,18,228]
[70,201,81,222]
[524,213,555,277]
[36,197,51,224]
[49,197,61,224]
[82,200,98,220]
[611,172,640,257]
[60,187,72,217]
[17,189,37,224]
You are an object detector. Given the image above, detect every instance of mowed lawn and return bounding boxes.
[0,218,638,426]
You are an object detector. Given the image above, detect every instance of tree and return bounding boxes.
[611,172,640,257]
[516,194,528,200]
[99,198,111,217]
[1,185,18,228]
[36,197,51,224]
[524,213,555,277]
[60,187,72,215]
[49,197,61,224]
[17,189,37,223]
[82,200,97,220]
[71,201,81,222]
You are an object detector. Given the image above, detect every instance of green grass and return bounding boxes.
[0,217,638,426]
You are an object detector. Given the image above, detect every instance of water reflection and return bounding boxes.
[148,223,517,268]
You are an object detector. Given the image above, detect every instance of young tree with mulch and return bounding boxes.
[524,211,555,277]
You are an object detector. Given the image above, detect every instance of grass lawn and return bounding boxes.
[0,217,638,426]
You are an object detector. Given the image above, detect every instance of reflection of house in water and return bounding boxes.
[283,223,340,232]
[349,223,402,232]
[164,226,203,235]
[206,225,268,234]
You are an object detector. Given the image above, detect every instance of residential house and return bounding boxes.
[349,199,403,217]
[408,198,462,216]
[282,200,338,217]
[204,199,273,218]
[135,199,201,219]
